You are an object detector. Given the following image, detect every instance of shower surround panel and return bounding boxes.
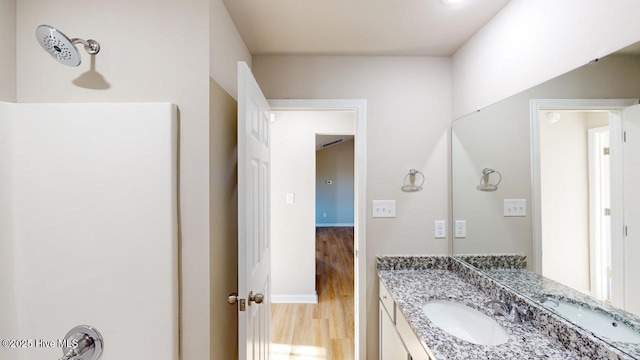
[0,102,179,360]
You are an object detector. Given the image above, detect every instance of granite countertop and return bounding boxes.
[483,268,640,358]
[379,269,581,359]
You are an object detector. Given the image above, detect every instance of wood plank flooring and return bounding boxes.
[271,227,355,360]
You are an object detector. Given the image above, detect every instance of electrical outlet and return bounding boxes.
[435,220,446,238]
[373,200,396,218]
[323,212,327,218]
[454,220,466,238]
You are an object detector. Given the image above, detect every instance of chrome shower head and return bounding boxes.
[35,25,100,67]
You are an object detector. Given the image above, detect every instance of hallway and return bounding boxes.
[271,227,355,360]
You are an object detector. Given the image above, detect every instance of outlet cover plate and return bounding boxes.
[454,220,466,238]
[435,220,446,238]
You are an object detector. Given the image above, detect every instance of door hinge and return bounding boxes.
[603,147,610,155]
[625,226,628,236]
[624,131,627,142]
[604,208,611,216]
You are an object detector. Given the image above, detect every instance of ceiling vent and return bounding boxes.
[321,138,343,149]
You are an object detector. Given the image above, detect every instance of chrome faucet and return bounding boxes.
[484,300,528,323]
[484,299,510,316]
[509,303,528,323]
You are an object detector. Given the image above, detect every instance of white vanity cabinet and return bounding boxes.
[379,280,433,360]
[379,280,410,360]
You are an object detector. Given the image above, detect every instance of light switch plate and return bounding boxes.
[504,199,526,217]
[435,220,446,238]
[373,200,396,218]
[286,192,295,204]
[454,220,466,238]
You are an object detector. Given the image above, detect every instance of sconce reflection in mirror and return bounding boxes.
[401,168,425,192]
[477,168,502,191]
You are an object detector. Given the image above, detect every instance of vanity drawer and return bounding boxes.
[396,304,433,360]
[379,280,395,322]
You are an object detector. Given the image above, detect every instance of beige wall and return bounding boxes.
[210,0,252,99]
[271,110,355,299]
[253,56,451,359]
[0,0,16,101]
[15,1,211,359]
[316,139,355,225]
[452,56,640,271]
[208,2,251,358]
[453,0,640,118]
[209,78,239,359]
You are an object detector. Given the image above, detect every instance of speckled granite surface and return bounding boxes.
[454,254,527,270]
[377,255,450,270]
[451,258,634,359]
[378,256,635,359]
[379,269,580,359]
[482,267,640,358]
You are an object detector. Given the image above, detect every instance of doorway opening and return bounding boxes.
[531,98,637,308]
[316,134,355,228]
[267,100,366,360]
[537,110,610,299]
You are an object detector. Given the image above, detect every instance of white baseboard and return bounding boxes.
[271,294,318,304]
[315,223,354,227]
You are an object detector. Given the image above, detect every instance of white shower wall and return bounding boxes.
[0,103,18,350]
[0,102,179,360]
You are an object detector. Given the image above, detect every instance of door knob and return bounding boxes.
[248,291,264,305]
[227,293,239,305]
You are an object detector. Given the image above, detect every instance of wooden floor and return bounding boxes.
[271,227,355,360]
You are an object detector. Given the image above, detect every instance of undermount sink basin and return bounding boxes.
[421,300,509,345]
[542,299,640,344]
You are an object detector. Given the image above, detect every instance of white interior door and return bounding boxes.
[238,61,271,360]
[623,104,640,315]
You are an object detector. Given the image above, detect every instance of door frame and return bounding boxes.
[588,126,611,300]
[268,99,367,360]
[530,99,637,307]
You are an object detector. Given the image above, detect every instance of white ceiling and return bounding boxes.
[222,0,510,56]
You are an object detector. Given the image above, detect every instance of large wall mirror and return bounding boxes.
[452,41,640,355]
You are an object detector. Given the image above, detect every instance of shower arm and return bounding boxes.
[71,38,101,55]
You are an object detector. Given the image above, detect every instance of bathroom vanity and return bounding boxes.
[378,256,637,359]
